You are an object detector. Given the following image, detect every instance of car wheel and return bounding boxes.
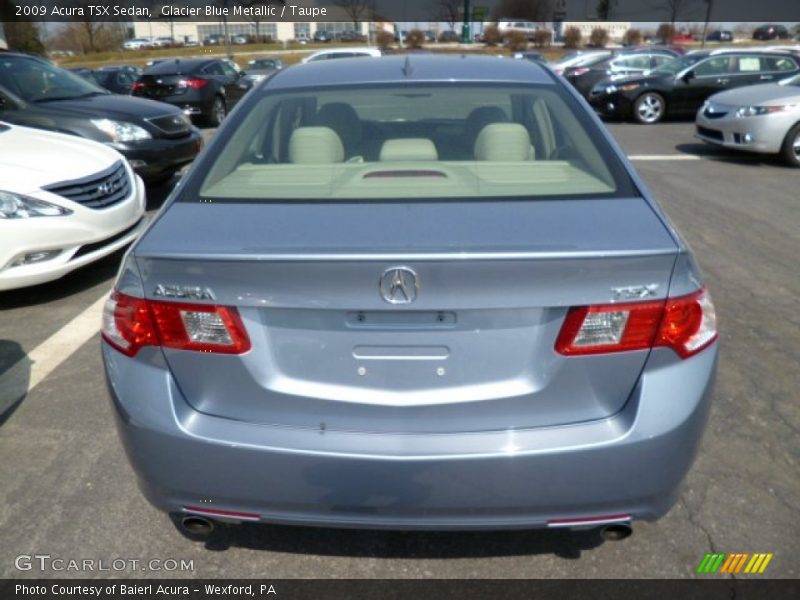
[633,92,666,124]
[207,96,227,127]
[780,123,800,168]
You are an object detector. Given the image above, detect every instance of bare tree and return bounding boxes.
[435,0,462,32]
[63,21,124,53]
[242,1,285,42]
[659,0,690,26]
[336,0,370,31]
[492,0,553,22]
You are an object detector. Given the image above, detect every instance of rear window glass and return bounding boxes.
[198,83,632,201]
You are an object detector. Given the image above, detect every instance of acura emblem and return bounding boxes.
[379,267,418,304]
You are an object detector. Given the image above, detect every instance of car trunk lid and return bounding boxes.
[134,198,678,434]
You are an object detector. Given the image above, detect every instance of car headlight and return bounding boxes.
[91,119,152,142]
[735,105,791,117]
[0,191,72,219]
[604,84,618,94]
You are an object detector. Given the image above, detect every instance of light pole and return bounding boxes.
[461,0,471,44]
[700,0,714,49]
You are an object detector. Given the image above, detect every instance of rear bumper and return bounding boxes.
[104,345,717,530]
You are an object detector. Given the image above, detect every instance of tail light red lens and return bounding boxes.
[179,78,209,89]
[555,287,717,359]
[131,81,145,91]
[102,292,251,357]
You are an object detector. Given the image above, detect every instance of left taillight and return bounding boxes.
[131,81,145,91]
[555,287,717,360]
[102,291,251,357]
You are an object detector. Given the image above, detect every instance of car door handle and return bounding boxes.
[716,78,730,84]
[759,74,774,80]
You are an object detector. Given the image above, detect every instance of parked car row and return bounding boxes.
[556,47,800,166]
[123,37,186,50]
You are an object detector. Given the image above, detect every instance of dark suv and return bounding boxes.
[752,24,790,41]
[588,50,800,124]
[0,52,202,183]
[132,58,251,126]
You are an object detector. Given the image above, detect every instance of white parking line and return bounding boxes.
[1,292,109,404]
[628,154,702,161]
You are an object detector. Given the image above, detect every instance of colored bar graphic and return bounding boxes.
[734,553,750,573]
[700,552,774,575]
[696,553,713,574]
[719,554,736,573]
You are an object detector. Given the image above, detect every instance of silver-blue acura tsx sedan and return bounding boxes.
[102,56,718,538]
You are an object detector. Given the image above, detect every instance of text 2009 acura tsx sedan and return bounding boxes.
[102,56,718,537]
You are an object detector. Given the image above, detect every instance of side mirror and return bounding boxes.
[681,69,696,83]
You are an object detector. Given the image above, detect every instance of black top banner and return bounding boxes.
[2,0,800,23]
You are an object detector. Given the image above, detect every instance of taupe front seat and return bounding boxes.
[288,126,345,164]
[464,106,510,149]
[474,123,534,161]
[316,103,363,159]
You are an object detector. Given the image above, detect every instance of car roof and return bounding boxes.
[269,55,553,89]
[144,58,215,73]
[689,47,797,56]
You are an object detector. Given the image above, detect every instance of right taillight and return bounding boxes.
[555,287,717,359]
[102,291,251,357]
[131,81,145,91]
[178,78,209,89]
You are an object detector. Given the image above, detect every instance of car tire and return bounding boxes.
[632,92,666,124]
[780,123,800,168]
[206,96,227,127]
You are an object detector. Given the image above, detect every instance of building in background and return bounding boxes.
[558,21,631,42]
[0,22,7,49]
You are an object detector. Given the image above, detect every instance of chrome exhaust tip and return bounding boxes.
[180,515,215,536]
[600,522,633,541]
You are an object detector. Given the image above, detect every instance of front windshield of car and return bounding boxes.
[650,54,705,76]
[0,56,107,102]
[197,83,632,201]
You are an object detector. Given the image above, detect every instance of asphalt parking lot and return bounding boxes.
[0,121,798,579]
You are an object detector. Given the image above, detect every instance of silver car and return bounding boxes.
[102,56,718,539]
[695,72,800,166]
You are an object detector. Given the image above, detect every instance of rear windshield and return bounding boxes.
[198,83,633,201]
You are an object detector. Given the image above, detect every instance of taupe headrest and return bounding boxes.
[474,123,532,161]
[379,138,438,162]
[288,126,344,164]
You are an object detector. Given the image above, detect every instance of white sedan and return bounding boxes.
[0,123,147,291]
